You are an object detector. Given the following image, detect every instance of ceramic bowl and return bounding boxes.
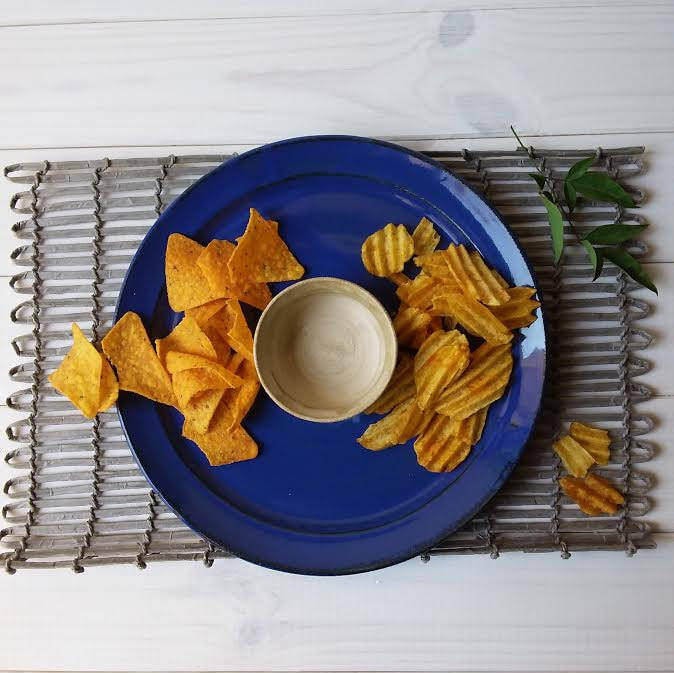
[254,277,397,422]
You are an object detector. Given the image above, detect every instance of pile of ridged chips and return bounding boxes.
[358,218,540,473]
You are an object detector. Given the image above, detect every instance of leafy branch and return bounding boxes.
[511,126,656,294]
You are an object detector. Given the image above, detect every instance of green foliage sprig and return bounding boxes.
[511,127,656,294]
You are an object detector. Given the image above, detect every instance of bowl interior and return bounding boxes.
[254,277,397,422]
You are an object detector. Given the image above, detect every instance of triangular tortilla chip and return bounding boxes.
[197,239,272,310]
[182,388,225,434]
[49,324,103,419]
[220,299,254,361]
[172,367,239,409]
[227,208,304,285]
[101,312,175,406]
[164,352,244,387]
[203,325,232,365]
[183,403,259,466]
[98,357,119,413]
[155,316,217,366]
[165,233,219,311]
[185,299,228,327]
[225,358,260,429]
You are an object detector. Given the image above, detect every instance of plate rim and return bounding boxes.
[114,134,549,575]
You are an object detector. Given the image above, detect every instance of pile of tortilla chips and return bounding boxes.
[49,208,304,466]
[358,218,540,473]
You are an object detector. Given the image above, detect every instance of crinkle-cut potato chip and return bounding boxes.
[396,274,445,312]
[569,421,611,465]
[361,223,414,277]
[172,368,238,409]
[98,357,119,413]
[432,291,512,344]
[444,244,509,306]
[155,316,217,366]
[389,272,411,287]
[553,434,595,478]
[393,306,433,349]
[49,324,104,418]
[164,351,244,387]
[412,217,441,256]
[446,406,489,446]
[227,208,304,285]
[102,312,176,407]
[197,239,272,310]
[414,330,470,410]
[435,343,513,420]
[490,267,510,289]
[365,352,415,415]
[488,287,540,330]
[183,404,259,467]
[428,316,444,334]
[185,299,228,327]
[182,388,226,435]
[559,474,624,515]
[221,358,260,429]
[357,398,426,451]
[165,233,219,312]
[414,415,472,473]
[414,251,453,279]
[221,299,254,361]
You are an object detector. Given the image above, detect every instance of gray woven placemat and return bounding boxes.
[1,144,655,572]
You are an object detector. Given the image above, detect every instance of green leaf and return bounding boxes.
[566,156,595,181]
[602,246,657,294]
[528,172,546,191]
[563,179,577,211]
[540,194,564,264]
[571,172,635,208]
[584,223,648,245]
[581,240,603,280]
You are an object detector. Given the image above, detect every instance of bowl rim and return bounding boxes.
[253,276,398,423]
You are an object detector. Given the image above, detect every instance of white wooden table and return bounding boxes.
[1,3,673,671]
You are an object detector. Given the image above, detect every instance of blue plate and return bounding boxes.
[116,136,546,575]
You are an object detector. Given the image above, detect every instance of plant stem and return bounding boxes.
[510,125,528,151]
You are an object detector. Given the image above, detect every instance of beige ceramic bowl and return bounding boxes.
[254,277,397,422]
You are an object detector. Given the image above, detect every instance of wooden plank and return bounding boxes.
[0,7,672,148]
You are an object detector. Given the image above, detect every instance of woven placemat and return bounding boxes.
[1,144,655,572]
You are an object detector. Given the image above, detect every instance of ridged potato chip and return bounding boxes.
[102,312,176,407]
[435,343,513,420]
[569,421,611,465]
[412,217,440,256]
[389,272,411,287]
[396,274,444,312]
[165,233,219,311]
[448,406,489,445]
[183,404,259,466]
[488,287,540,330]
[49,323,104,418]
[432,292,512,344]
[155,316,218,366]
[361,223,414,277]
[553,434,595,478]
[365,352,415,414]
[414,330,470,409]
[414,250,453,279]
[358,398,427,450]
[559,474,624,515]
[228,208,304,285]
[414,415,471,473]
[444,244,510,306]
[393,306,433,349]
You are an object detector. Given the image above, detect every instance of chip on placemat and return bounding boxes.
[432,292,512,344]
[412,217,440,256]
[98,357,119,413]
[102,312,175,406]
[559,474,624,515]
[228,208,304,285]
[569,421,611,465]
[414,415,472,473]
[165,233,219,311]
[155,316,218,365]
[49,324,105,418]
[357,398,427,451]
[361,223,414,277]
[553,434,595,478]
[365,352,416,415]
[183,403,259,466]
[414,330,470,410]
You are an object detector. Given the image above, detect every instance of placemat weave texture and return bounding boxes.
[1,144,655,572]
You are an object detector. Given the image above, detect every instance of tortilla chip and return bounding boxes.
[164,351,244,387]
[222,299,254,361]
[412,217,441,256]
[155,316,217,365]
[182,388,225,434]
[98,357,119,413]
[101,312,176,406]
[227,208,304,285]
[172,367,238,409]
[165,233,220,311]
[197,239,272,310]
[49,324,103,418]
[203,325,232,365]
[222,358,260,428]
[183,404,259,466]
[185,299,228,327]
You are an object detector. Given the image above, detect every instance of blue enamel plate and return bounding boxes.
[116,136,546,575]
